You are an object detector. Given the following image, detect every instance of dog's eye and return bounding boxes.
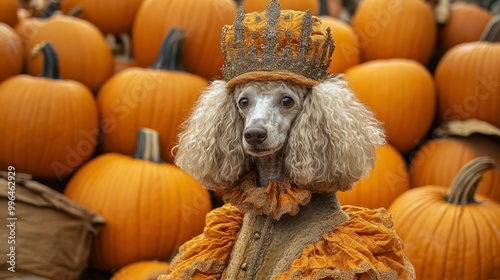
[238,98,249,108]
[281,97,294,107]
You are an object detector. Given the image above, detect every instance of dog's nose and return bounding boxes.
[244,127,267,146]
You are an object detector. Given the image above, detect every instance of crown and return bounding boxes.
[221,0,335,88]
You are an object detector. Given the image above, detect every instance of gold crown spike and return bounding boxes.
[221,0,335,88]
[262,0,280,57]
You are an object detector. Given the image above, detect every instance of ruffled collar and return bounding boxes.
[222,171,312,220]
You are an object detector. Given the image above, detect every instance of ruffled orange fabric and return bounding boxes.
[223,171,312,220]
[157,204,244,280]
[277,205,415,280]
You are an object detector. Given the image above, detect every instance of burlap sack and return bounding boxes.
[0,171,105,280]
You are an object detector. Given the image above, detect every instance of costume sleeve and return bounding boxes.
[158,203,244,280]
[277,205,416,280]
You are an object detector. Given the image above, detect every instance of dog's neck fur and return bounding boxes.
[253,149,285,187]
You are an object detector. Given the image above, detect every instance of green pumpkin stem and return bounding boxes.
[31,42,61,79]
[133,128,163,163]
[445,157,496,205]
[151,28,185,71]
[40,0,60,19]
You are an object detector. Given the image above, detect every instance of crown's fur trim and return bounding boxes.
[226,70,323,88]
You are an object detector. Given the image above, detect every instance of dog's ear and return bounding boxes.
[174,80,250,190]
[286,77,386,192]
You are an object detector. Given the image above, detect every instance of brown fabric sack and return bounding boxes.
[0,171,105,280]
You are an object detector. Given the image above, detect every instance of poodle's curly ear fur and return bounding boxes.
[174,80,251,190]
[286,77,386,192]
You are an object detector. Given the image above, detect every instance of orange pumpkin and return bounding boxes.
[319,16,360,74]
[389,157,500,279]
[410,135,500,202]
[351,0,436,64]
[111,260,169,280]
[242,0,319,15]
[337,144,410,209]
[26,16,114,92]
[434,41,500,128]
[132,0,237,80]
[0,23,23,83]
[65,128,212,271]
[98,29,207,163]
[60,0,143,35]
[438,3,493,52]
[345,59,436,154]
[0,0,18,27]
[0,42,98,180]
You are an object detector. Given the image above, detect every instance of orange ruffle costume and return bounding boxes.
[158,174,415,280]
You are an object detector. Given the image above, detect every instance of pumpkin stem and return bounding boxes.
[40,0,60,18]
[318,0,329,16]
[31,41,61,79]
[480,15,500,42]
[445,157,496,205]
[151,28,185,71]
[120,32,133,60]
[67,6,84,17]
[133,128,163,163]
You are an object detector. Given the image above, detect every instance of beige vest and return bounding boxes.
[222,193,349,279]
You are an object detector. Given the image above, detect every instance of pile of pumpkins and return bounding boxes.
[0,0,499,279]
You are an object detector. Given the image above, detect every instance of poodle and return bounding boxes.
[160,1,415,279]
[161,77,416,279]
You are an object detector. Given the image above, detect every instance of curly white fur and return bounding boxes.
[174,76,385,192]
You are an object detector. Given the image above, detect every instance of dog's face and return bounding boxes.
[233,81,308,157]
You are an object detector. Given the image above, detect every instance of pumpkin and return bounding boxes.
[410,135,500,202]
[337,144,410,209]
[438,3,493,53]
[389,157,500,279]
[345,59,436,154]
[0,23,23,83]
[111,260,169,280]
[0,42,98,180]
[26,16,114,92]
[98,29,208,163]
[0,0,18,27]
[318,16,360,74]
[132,0,236,80]
[351,0,436,64]
[60,0,143,35]
[65,128,212,271]
[434,41,500,128]
[242,0,319,15]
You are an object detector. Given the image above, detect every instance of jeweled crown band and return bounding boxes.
[221,0,335,87]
